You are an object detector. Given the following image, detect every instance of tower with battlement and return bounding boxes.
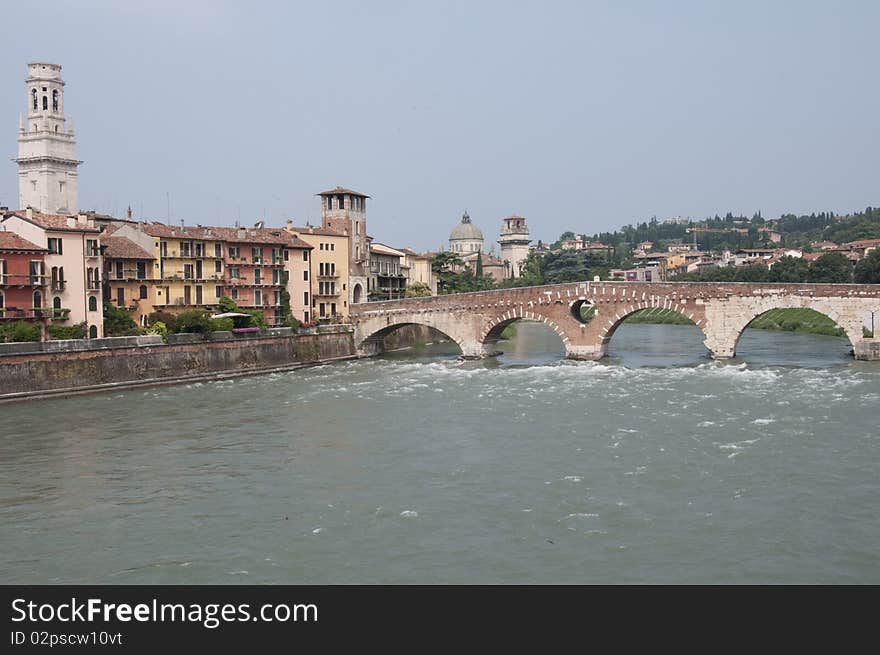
[498,215,531,278]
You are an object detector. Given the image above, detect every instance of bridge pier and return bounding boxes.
[460,341,501,359]
[565,343,607,361]
[854,339,880,361]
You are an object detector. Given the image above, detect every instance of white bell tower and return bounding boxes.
[14,62,81,214]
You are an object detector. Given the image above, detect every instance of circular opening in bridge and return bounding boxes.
[606,308,708,367]
[735,308,855,366]
[492,319,565,366]
[570,299,596,324]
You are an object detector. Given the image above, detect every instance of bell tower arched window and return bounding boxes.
[32,89,37,111]
[42,95,48,111]
[52,90,58,112]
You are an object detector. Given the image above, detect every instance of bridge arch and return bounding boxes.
[596,300,709,344]
[355,314,477,357]
[705,296,876,359]
[479,309,568,348]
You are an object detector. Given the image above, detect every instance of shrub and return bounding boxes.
[148,311,178,334]
[0,321,41,343]
[147,320,169,342]
[47,322,86,340]
[175,310,211,334]
[285,315,301,332]
[103,303,139,336]
[209,317,234,332]
[241,309,267,330]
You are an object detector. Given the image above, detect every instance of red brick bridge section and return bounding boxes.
[350,281,880,361]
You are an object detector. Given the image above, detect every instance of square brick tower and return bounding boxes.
[318,186,370,305]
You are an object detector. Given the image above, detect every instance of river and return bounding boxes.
[1,321,877,584]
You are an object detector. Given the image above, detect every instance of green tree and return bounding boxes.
[854,249,880,284]
[103,303,139,336]
[769,256,810,283]
[175,310,212,334]
[808,252,853,283]
[405,281,433,297]
[431,251,464,274]
[475,252,483,278]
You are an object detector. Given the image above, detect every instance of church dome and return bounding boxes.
[449,211,484,242]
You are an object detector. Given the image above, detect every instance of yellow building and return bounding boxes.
[399,248,437,295]
[101,224,158,327]
[142,224,226,314]
[285,224,350,320]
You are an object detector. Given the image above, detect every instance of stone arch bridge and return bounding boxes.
[350,282,880,361]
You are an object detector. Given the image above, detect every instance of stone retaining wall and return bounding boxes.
[0,327,355,399]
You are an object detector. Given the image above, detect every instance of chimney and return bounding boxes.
[26,207,34,220]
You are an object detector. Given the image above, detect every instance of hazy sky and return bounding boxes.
[2,1,877,251]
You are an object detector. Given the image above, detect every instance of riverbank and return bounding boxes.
[0,326,357,403]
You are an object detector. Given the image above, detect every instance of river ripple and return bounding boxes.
[0,322,877,583]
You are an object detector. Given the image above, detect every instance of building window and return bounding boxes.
[229,246,239,258]
[89,325,98,339]
[215,243,222,258]
[33,291,42,308]
[231,288,238,300]
[137,261,147,279]
[42,95,48,110]
[52,90,58,111]
[255,290,262,305]
[215,285,223,298]
[303,270,309,281]
[303,251,308,261]
[139,285,147,299]
[215,260,222,273]
[303,291,309,306]
[88,296,97,312]
[48,238,62,255]
[32,89,37,110]
[254,269,262,284]
[53,296,61,310]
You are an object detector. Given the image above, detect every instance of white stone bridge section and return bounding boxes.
[350,282,880,361]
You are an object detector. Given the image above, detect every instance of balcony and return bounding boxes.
[0,274,49,287]
[0,307,69,320]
